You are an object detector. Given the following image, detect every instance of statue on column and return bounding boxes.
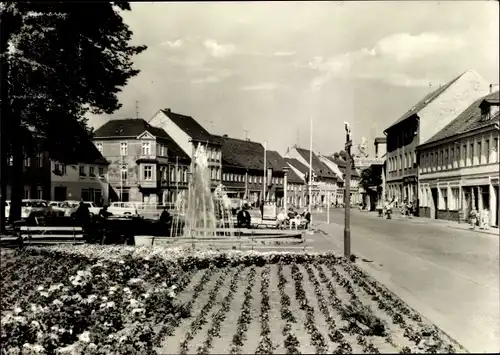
[356,137,369,158]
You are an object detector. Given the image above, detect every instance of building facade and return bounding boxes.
[417,91,499,227]
[285,146,338,207]
[94,118,184,204]
[385,70,492,208]
[5,141,108,204]
[148,109,222,191]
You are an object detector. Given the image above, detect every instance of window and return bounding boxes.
[24,186,30,199]
[98,167,104,176]
[120,142,128,156]
[121,166,128,182]
[399,155,402,169]
[404,153,407,169]
[444,149,449,169]
[89,166,95,177]
[79,166,86,177]
[413,152,416,168]
[37,186,43,199]
[462,144,467,166]
[485,140,490,164]
[142,141,151,155]
[24,156,31,167]
[183,169,187,182]
[439,188,448,210]
[477,141,482,164]
[143,165,153,180]
[450,188,459,211]
[171,168,176,182]
[450,148,455,168]
[96,142,103,153]
[37,153,43,168]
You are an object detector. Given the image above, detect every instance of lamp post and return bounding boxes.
[283,166,289,215]
[344,122,352,259]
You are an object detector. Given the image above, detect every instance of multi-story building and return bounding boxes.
[93,118,188,204]
[148,108,222,191]
[416,90,499,227]
[285,146,338,206]
[5,137,109,204]
[384,70,491,209]
[214,134,267,202]
[320,154,360,205]
[266,150,300,207]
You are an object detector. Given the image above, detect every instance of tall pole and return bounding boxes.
[283,167,289,215]
[263,141,267,203]
[344,123,352,259]
[327,187,330,224]
[309,116,313,214]
[120,155,124,202]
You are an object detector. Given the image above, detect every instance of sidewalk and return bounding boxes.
[365,210,499,237]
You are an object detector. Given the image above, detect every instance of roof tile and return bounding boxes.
[424,91,499,145]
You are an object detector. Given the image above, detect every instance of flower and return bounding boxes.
[37,286,44,291]
[78,331,91,343]
[52,300,63,307]
[13,307,22,314]
[106,301,115,308]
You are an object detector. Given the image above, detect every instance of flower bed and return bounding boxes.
[0,246,466,354]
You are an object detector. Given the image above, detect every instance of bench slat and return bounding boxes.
[22,235,83,239]
[20,226,83,231]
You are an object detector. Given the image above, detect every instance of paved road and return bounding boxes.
[304,208,499,353]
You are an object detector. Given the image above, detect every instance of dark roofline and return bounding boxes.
[384,72,465,134]
[417,119,499,150]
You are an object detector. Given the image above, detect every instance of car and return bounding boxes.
[21,199,53,221]
[81,201,101,216]
[50,201,80,218]
[108,202,139,217]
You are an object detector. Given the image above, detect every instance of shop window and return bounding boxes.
[450,188,459,211]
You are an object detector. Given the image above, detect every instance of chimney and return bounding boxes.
[164,108,171,113]
[223,134,228,138]
[490,84,493,93]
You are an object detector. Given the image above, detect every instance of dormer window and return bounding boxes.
[142,141,151,155]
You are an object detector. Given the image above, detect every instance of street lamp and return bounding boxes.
[283,166,289,214]
[344,122,352,259]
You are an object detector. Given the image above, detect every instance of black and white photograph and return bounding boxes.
[0,1,498,354]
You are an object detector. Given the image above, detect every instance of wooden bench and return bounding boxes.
[6,226,85,245]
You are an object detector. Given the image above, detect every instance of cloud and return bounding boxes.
[161,39,183,48]
[241,82,280,91]
[203,39,236,58]
[306,32,466,90]
[273,51,296,57]
[191,69,235,84]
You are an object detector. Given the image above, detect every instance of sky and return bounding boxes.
[87,1,499,157]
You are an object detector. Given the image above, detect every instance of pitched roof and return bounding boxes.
[285,158,309,175]
[384,72,464,133]
[94,118,171,139]
[423,91,499,145]
[214,135,265,170]
[161,109,218,144]
[324,155,360,177]
[93,118,190,161]
[294,147,337,179]
[266,150,302,183]
[481,90,499,105]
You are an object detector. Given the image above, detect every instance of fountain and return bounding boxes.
[170,145,235,239]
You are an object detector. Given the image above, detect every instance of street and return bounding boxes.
[307,208,499,353]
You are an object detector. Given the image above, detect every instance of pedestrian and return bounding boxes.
[407,201,413,219]
[469,209,478,230]
[276,209,287,229]
[260,199,264,218]
[159,206,171,223]
[98,205,112,219]
[75,200,90,228]
[302,208,311,230]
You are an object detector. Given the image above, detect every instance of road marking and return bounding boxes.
[317,223,500,292]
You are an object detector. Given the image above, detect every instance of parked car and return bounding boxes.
[82,201,101,216]
[108,202,139,217]
[49,201,80,218]
[21,199,53,220]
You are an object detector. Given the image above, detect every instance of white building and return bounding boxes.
[417,90,499,227]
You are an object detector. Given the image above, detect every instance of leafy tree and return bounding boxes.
[359,166,383,191]
[0,2,146,228]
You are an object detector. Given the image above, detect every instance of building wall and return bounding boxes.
[419,71,491,144]
[149,111,192,157]
[50,161,109,203]
[418,126,499,226]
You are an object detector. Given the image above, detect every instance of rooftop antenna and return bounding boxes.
[135,101,139,119]
[244,129,249,140]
